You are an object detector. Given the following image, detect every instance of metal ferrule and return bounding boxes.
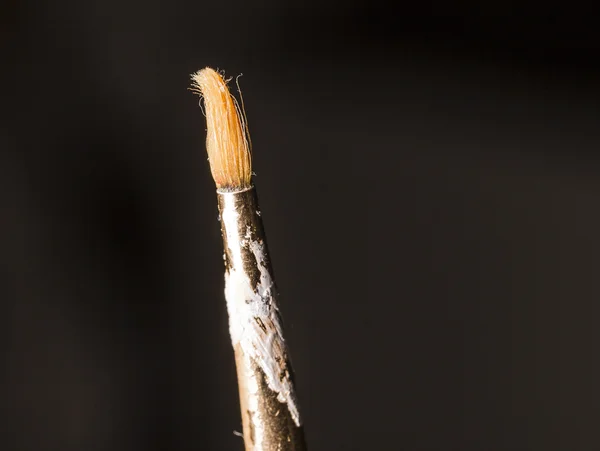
[217,187,306,451]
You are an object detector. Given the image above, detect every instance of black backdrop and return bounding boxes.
[2,3,600,450]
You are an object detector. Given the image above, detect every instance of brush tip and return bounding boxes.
[191,67,252,191]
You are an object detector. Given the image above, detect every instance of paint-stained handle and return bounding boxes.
[218,188,306,451]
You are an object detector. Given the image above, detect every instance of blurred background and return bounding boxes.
[2,2,600,450]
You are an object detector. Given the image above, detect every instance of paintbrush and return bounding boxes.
[191,68,306,451]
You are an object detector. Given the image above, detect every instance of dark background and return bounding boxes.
[2,3,600,450]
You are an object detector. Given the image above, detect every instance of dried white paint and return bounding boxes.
[221,195,301,427]
[242,353,266,447]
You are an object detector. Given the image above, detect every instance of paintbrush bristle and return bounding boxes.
[191,67,252,191]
